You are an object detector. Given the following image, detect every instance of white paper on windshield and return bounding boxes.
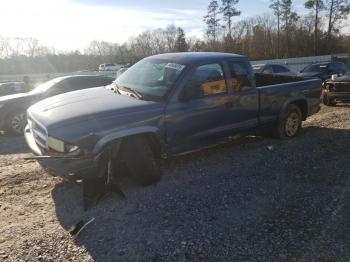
[165,63,185,71]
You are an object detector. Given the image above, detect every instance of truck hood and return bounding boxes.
[329,75,350,82]
[28,87,163,130]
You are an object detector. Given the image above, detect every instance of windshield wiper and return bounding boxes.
[119,85,143,99]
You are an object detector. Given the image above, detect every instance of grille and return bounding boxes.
[333,82,350,92]
[28,116,48,150]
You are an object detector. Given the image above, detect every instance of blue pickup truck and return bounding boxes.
[25,52,321,201]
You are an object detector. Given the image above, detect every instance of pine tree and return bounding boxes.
[305,0,325,55]
[269,0,282,58]
[174,27,189,52]
[203,0,222,41]
[220,0,241,36]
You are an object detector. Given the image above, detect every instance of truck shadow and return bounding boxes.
[0,134,30,154]
[51,126,350,261]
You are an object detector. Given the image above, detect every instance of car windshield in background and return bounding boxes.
[115,59,186,100]
[302,64,328,73]
[29,78,61,94]
[252,66,263,73]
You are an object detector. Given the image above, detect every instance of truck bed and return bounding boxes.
[256,75,322,126]
[255,73,307,87]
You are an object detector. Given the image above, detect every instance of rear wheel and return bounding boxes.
[274,104,302,138]
[5,112,27,135]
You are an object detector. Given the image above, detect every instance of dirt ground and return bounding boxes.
[1,105,350,261]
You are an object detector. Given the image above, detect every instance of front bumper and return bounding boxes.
[24,125,99,179]
[326,92,350,101]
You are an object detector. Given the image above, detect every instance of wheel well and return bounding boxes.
[144,133,162,158]
[105,133,161,158]
[291,100,308,120]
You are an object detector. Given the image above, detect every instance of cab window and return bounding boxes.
[228,61,253,92]
[272,65,290,73]
[184,63,227,99]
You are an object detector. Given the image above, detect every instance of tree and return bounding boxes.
[325,0,350,45]
[164,24,177,52]
[0,37,11,58]
[25,38,39,57]
[220,0,241,36]
[281,0,299,57]
[203,0,221,41]
[174,27,189,52]
[305,0,325,55]
[269,0,283,57]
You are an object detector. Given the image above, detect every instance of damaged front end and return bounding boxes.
[24,121,126,210]
[322,78,350,104]
[24,121,99,180]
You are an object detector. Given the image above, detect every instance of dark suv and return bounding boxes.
[298,62,350,81]
[0,75,114,134]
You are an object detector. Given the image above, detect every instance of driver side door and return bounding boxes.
[165,63,235,154]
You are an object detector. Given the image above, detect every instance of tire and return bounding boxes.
[5,111,27,135]
[274,104,302,139]
[121,136,161,186]
[322,94,336,106]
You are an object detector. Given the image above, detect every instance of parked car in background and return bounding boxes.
[24,52,321,206]
[116,64,131,78]
[322,72,350,106]
[98,63,121,71]
[252,63,296,76]
[0,75,114,134]
[298,62,350,81]
[0,82,25,97]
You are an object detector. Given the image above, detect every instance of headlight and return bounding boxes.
[47,136,80,155]
[47,137,65,152]
[64,144,80,155]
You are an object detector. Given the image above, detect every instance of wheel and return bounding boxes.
[322,94,336,106]
[5,111,27,135]
[121,136,161,186]
[274,104,302,138]
[82,151,126,210]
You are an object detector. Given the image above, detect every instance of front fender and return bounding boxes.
[92,126,161,154]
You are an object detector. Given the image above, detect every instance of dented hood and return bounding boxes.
[27,87,162,130]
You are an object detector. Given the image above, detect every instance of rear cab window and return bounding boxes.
[184,63,227,99]
[272,65,290,73]
[227,60,254,92]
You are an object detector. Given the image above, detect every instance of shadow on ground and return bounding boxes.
[51,126,350,261]
[0,134,30,154]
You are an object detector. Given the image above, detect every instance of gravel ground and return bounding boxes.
[1,105,350,261]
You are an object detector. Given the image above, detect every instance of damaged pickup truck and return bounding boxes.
[322,72,350,106]
[24,52,321,207]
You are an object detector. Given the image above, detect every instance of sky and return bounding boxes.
[0,0,349,52]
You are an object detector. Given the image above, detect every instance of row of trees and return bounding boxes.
[0,0,350,74]
[203,0,350,56]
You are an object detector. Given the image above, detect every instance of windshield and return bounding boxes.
[301,64,328,73]
[115,59,186,99]
[29,78,61,94]
[252,65,263,73]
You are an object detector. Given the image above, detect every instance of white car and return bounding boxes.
[98,63,121,71]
